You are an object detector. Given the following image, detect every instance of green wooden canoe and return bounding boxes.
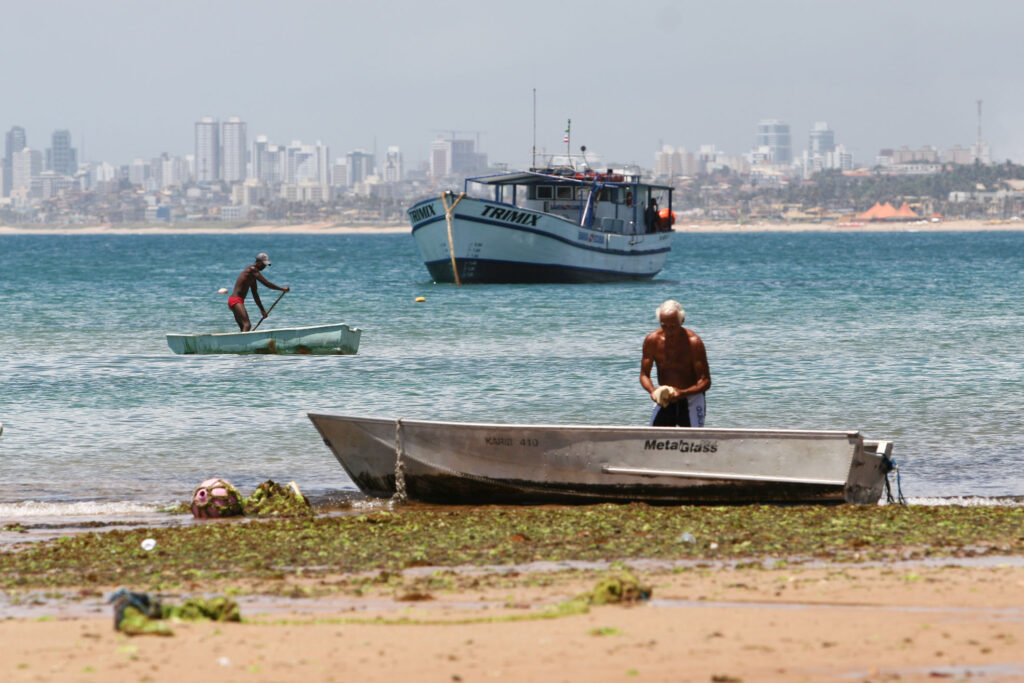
[166,323,361,355]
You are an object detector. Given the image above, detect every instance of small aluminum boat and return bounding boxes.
[308,413,894,505]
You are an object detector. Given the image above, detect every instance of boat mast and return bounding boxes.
[565,118,571,159]
[532,88,538,169]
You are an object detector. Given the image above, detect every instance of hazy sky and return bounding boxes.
[3,0,1022,168]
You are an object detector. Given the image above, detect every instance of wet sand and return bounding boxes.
[1,219,1022,235]
[4,562,1023,682]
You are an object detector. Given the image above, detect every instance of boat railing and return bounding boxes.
[863,440,893,458]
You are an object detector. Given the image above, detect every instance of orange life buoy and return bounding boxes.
[625,190,633,206]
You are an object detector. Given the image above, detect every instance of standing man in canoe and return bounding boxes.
[229,253,289,331]
[640,299,711,427]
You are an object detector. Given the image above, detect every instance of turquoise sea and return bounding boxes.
[1,230,1022,525]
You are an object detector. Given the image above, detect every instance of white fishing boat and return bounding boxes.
[409,159,675,283]
[308,413,895,505]
[167,323,361,355]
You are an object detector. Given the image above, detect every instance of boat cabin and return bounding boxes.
[464,167,674,235]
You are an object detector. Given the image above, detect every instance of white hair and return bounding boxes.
[656,299,685,325]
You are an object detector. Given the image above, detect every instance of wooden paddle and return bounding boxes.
[252,290,286,331]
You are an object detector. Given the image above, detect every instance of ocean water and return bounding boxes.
[1,230,1022,522]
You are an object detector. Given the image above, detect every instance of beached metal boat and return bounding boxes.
[167,323,361,355]
[409,160,675,283]
[308,413,894,505]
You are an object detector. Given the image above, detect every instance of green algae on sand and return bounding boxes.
[3,504,1023,590]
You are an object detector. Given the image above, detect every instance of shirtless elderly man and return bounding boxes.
[640,299,711,427]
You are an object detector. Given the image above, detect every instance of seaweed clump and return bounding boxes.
[242,480,312,517]
[547,571,652,618]
[110,589,241,636]
[580,571,652,605]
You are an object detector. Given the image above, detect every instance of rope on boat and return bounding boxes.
[390,417,408,504]
[884,457,906,505]
[441,191,467,286]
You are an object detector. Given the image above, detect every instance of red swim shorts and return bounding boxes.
[228,296,244,308]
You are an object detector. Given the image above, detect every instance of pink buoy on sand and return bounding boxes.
[190,477,243,519]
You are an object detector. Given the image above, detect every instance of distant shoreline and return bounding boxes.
[1,218,1022,235]
[0,221,410,235]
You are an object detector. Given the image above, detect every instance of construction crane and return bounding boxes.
[430,129,484,149]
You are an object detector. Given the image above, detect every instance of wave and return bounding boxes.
[903,495,1024,507]
[0,500,166,519]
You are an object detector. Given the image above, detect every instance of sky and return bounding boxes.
[3,0,1022,169]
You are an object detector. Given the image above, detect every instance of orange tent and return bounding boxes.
[876,202,897,219]
[859,202,899,220]
[893,202,919,219]
[857,202,884,220]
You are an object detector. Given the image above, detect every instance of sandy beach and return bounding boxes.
[3,561,1024,682]
[1,218,1022,235]
[4,504,1024,682]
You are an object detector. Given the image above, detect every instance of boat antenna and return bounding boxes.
[580,145,589,170]
[532,88,536,169]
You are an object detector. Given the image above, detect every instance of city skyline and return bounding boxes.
[0,111,995,178]
[3,0,1022,169]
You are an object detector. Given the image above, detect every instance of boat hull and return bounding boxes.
[167,323,362,355]
[308,414,893,505]
[410,196,672,284]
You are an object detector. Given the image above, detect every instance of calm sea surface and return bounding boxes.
[1,230,1022,522]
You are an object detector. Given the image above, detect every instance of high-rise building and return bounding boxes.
[252,136,287,184]
[972,140,992,165]
[346,150,375,187]
[313,141,330,186]
[291,145,315,184]
[222,117,247,182]
[809,122,835,156]
[826,144,853,171]
[654,145,685,178]
[331,159,347,188]
[756,119,792,165]
[430,138,450,179]
[282,140,330,185]
[194,116,221,182]
[452,139,486,175]
[129,158,149,185]
[252,136,269,181]
[3,125,27,197]
[12,147,42,192]
[159,154,187,188]
[264,145,284,184]
[382,146,403,182]
[47,130,77,175]
[429,137,486,179]
[92,162,117,184]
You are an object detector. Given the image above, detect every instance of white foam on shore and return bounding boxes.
[904,496,1024,507]
[0,500,163,518]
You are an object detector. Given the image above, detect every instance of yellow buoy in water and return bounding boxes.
[218,288,229,294]
[414,296,426,302]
